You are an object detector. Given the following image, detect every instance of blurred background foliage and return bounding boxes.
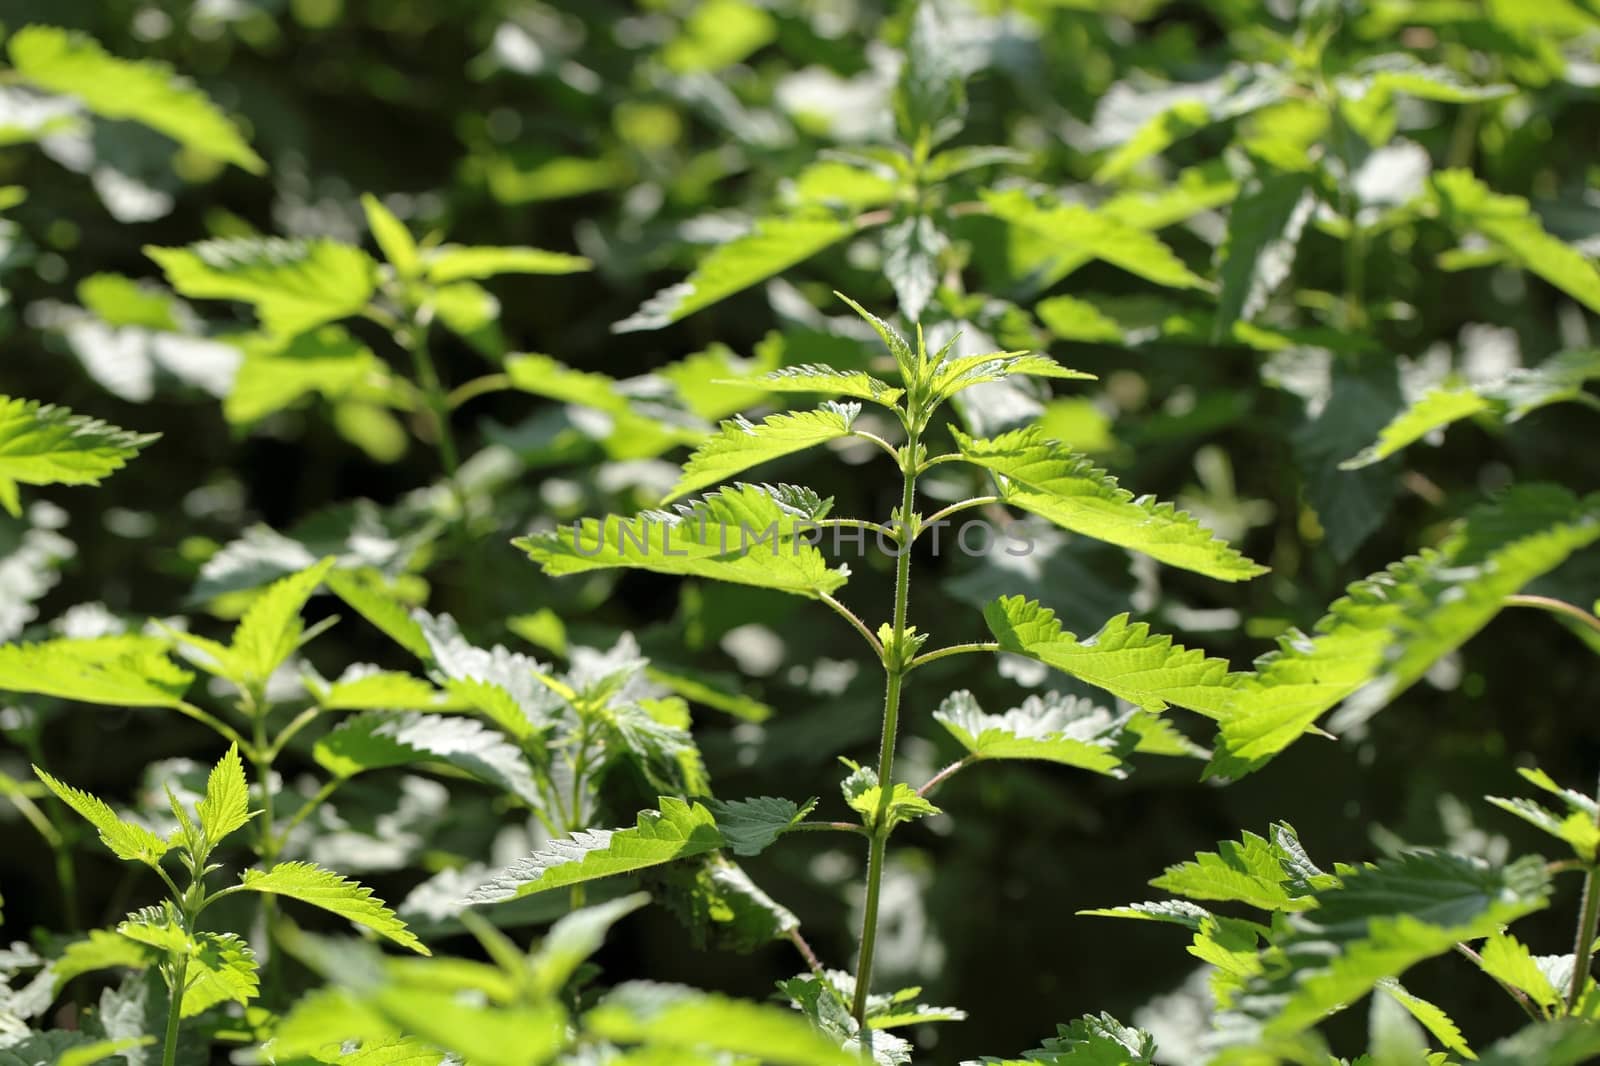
[1,0,1598,1060]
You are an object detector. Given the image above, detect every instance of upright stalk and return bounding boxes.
[1568,768,1600,1011]
[250,703,284,1001]
[851,418,921,1025]
[161,952,188,1066]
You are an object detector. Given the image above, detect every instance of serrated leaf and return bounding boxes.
[1212,485,1600,775]
[54,930,158,993]
[33,767,170,865]
[516,483,849,599]
[955,428,1266,581]
[239,862,428,954]
[882,213,946,322]
[57,1037,157,1066]
[1378,979,1474,1061]
[1479,933,1562,1012]
[928,352,1095,406]
[615,217,855,332]
[360,194,420,279]
[984,189,1206,290]
[1092,64,1288,183]
[424,245,590,284]
[228,557,336,686]
[413,611,566,743]
[225,326,388,426]
[1212,168,1315,337]
[465,798,724,903]
[1342,351,1600,469]
[8,26,264,173]
[1433,170,1600,314]
[986,1012,1158,1065]
[1149,829,1310,912]
[1078,899,1212,929]
[661,859,799,954]
[179,932,258,1018]
[932,690,1134,777]
[1485,796,1600,862]
[740,364,905,407]
[984,597,1237,715]
[146,238,378,337]
[0,397,156,516]
[704,796,817,856]
[1035,295,1125,343]
[840,767,939,833]
[836,293,918,382]
[585,982,855,1066]
[0,635,192,707]
[195,743,250,846]
[1341,54,1515,104]
[306,666,460,712]
[893,0,970,150]
[324,567,432,661]
[666,403,860,503]
[314,711,540,806]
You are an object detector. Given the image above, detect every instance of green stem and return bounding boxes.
[1504,595,1600,637]
[447,373,511,410]
[1568,770,1600,1012]
[917,754,979,798]
[907,642,1000,672]
[919,496,1001,531]
[161,953,188,1066]
[821,593,885,658]
[851,418,921,1026]
[275,778,342,847]
[251,711,284,1001]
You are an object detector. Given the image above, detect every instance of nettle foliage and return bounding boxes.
[1,2,1600,1066]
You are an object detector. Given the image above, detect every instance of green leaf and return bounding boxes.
[8,26,264,173]
[1092,65,1288,183]
[0,397,156,517]
[615,217,856,332]
[324,567,432,661]
[516,483,849,599]
[464,798,725,903]
[424,245,590,284]
[927,352,1095,406]
[666,403,860,503]
[983,189,1207,290]
[984,597,1237,715]
[835,292,918,383]
[1475,1020,1600,1066]
[704,796,817,856]
[225,326,389,426]
[1479,933,1562,1012]
[179,932,258,1018]
[659,340,783,420]
[954,428,1267,581]
[77,273,180,331]
[146,238,378,337]
[503,353,633,413]
[984,1013,1158,1066]
[661,0,777,73]
[54,929,158,992]
[1377,979,1474,1061]
[1341,351,1600,469]
[0,636,192,708]
[1488,766,1600,861]
[1212,168,1315,337]
[932,690,1135,777]
[741,364,905,407]
[1035,295,1126,343]
[57,1037,157,1066]
[1149,828,1311,912]
[195,743,251,846]
[661,859,799,953]
[1433,170,1600,314]
[840,765,940,833]
[585,982,856,1066]
[360,194,420,279]
[313,711,541,806]
[239,862,429,954]
[33,767,170,865]
[529,891,652,996]
[1212,485,1600,775]
[1368,986,1431,1066]
[227,557,336,686]
[414,611,565,744]
[1342,54,1515,104]
[893,0,969,150]
[306,667,461,712]
[882,213,947,322]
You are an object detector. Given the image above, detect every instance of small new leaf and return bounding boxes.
[195,743,251,847]
[665,403,861,503]
[34,767,170,865]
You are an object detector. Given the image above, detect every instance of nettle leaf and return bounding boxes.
[615,217,856,332]
[741,364,905,407]
[984,596,1237,716]
[932,690,1135,777]
[1211,485,1600,776]
[423,245,591,284]
[1475,1020,1600,1066]
[146,238,378,337]
[33,767,170,865]
[464,798,725,903]
[1092,64,1289,183]
[516,483,849,598]
[1378,979,1474,1061]
[1341,350,1600,469]
[659,340,782,420]
[704,796,816,857]
[305,665,460,712]
[1339,54,1515,105]
[0,635,193,708]
[504,353,631,413]
[325,567,432,661]
[179,932,257,1018]
[893,0,970,150]
[1252,853,1550,1038]
[662,858,800,954]
[225,327,389,427]
[239,862,428,954]
[8,26,264,174]
[1212,168,1316,338]
[1035,295,1125,343]
[927,352,1094,406]
[882,213,947,323]
[313,711,541,806]
[841,765,939,833]
[227,556,335,686]
[528,891,651,996]
[586,982,855,1066]
[984,190,1206,290]
[1488,766,1600,861]
[414,611,566,743]
[988,1013,1158,1066]
[1478,933,1562,1012]
[1148,827,1313,912]
[360,194,420,279]
[666,403,861,503]
[0,397,156,517]
[195,743,251,846]
[954,428,1267,581]
[1433,170,1600,314]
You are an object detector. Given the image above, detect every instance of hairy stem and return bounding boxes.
[821,593,885,658]
[1568,769,1600,1012]
[1504,594,1600,637]
[161,952,188,1066]
[251,709,284,1001]
[907,642,1000,672]
[918,755,979,798]
[851,418,920,1026]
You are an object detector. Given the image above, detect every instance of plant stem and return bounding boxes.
[820,593,885,658]
[1504,594,1600,637]
[446,373,511,410]
[907,642,1000,672]
[161,953,188,1066]
[1452,942,1542,1022]
[251,711,283,1001]
[276,778,341,846]
[919,496,1001,530]
[1568,768,1600,1012]
[851,418,921,1026]
[918,755,978,798]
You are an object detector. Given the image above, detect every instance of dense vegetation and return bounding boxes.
[2,1,1599,1063]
